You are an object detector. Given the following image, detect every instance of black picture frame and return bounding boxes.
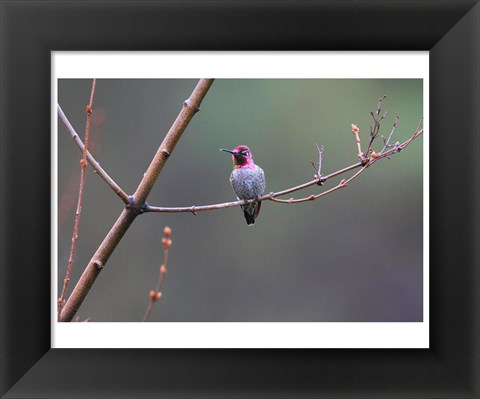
[1,1,479,398]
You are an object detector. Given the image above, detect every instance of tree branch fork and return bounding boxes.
[58,79,214,322]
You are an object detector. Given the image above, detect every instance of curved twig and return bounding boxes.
[58,79,96,318]
[58,103,131,205]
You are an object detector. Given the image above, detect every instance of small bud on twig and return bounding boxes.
[351,123,364,160]
[149,290,162,302]
[351,124,360,135]
[144,225,173,321]
[161,237,172,249]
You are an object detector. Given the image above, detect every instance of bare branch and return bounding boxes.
[143,226,172,322]
[380,112,399,154]
[365,95,387,156]
[132,79,215,207]
[310,143,324,182]
[351,124,365,161]
[58,103,131,205]
[316,143,324,176]
[269,163,368,204]
[145,120,422,214]
[59,79,215,322]
[58,79,96,319]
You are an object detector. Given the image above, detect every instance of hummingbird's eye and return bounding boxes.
[241,150,249,156]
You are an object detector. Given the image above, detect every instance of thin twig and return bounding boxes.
[380,112,399,154]
[143,227,172,322]
[365,95,387,156]
[317,143,324,177]
[351,124,364,161]
[310,143,324,182]
[58,79,96,319]
[269,163,368,204]
[58,104,130,205]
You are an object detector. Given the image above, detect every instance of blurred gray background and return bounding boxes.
[57,79,423,322]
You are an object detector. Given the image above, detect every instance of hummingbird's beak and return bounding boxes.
[220,148,236,155]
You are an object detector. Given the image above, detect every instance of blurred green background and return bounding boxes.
[57,79,423,322]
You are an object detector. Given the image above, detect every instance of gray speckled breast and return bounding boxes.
[230,165,265,200]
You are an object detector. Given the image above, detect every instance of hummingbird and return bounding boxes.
[220,145,266,225]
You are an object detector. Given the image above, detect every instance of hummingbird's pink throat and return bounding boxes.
[221,146,255,169]
[233,157,255,169]
[232,151,255,169]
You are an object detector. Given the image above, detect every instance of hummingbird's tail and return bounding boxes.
[242,201,261,225]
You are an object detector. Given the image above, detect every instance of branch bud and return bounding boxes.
[161,238,172,249]
[149,290,157,301]
[351,124,359,135]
